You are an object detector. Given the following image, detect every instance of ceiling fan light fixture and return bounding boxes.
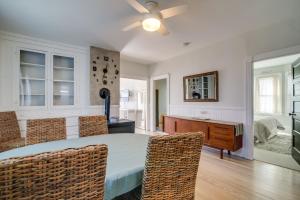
[142,17,161,32]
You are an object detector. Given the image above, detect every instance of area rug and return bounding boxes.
[255,134,292,155]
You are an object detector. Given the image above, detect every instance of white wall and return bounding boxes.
[149,21,300,159]
[120,78,147,91]
[0,31,150,137]
[120,59,149,79]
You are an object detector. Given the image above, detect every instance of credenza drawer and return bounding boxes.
[207,124,235,149]
[209,135,234,150]
[209,124,234,137]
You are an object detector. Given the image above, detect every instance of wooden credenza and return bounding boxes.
[163,115,243,159]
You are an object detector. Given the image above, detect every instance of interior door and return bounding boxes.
[291,57,300,164]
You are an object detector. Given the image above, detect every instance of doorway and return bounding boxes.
[150,74,169,132]
[120,78,147,134]
[155,79,167,131]
[252,54,300,170]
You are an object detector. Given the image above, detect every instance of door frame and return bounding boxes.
[150,74,170,132]
[120,74,149,131]
[245,45,300,160]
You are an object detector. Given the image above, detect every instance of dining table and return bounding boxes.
[0,133,150,200]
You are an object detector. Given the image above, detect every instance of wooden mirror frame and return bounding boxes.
[183,71,219,102]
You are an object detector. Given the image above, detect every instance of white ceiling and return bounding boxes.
[253,54,300,69]
[0,0,300,64]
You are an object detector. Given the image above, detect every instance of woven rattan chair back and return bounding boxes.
[26,118,66,145]
[0,111,21,143]
[79,115,108,137]
[0,144,108,200]
[141,132,204,200]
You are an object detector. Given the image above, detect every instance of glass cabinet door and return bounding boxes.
[53,55,75,106]
[19,50,46,106]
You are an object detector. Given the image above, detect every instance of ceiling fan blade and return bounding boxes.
[122,21,142,31]
[158,23,169,36]
[160,5,188,19]
[126,0,149,13]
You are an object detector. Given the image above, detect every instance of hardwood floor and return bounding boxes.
[196,148,300,200]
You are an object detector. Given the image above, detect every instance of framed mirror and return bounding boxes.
[183,71,218,102]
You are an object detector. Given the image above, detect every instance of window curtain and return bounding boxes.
[255,74,282,114]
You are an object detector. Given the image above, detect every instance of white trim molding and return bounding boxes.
[150,74,170,131]
[0,31,88,54]
[245,56,254,159]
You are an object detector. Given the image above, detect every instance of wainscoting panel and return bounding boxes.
[169,105,245,123]
[16,105,119,138]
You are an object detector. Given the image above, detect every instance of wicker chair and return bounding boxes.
[0,144,108,199]
[141,132,204,200]
[0,111,25,152]
[26,118,66,145]
[79,115,108,137]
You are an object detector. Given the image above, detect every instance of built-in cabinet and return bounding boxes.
[52,55,75,106]
[19,50,46,106]
[18,49,76,108]
[0,32,123,139]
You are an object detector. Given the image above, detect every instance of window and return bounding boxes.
[255,75,282,114]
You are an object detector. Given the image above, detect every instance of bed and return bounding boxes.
[254,117,285,143]
[254,117,292,155]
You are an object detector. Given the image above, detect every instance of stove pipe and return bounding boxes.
[99,88,110,120]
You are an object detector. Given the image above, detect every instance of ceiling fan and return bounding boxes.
[123,0,188,35]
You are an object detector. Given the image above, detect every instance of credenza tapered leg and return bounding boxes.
[220,149,223,159]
